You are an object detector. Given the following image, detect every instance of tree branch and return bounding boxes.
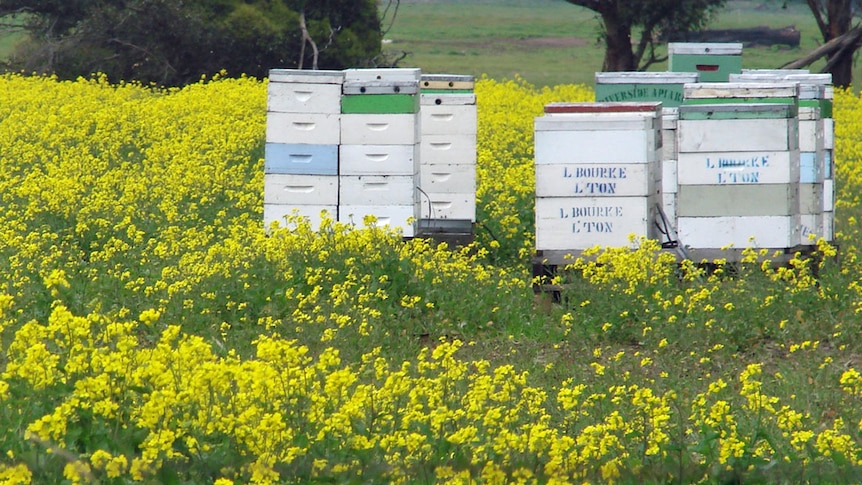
[780,24,862,69]
[298,11,319,70]
[805,0,829,38]
[379,0,400,37]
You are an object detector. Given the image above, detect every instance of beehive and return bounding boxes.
[534,102,662,252]
[339,68,421,236]
[264,69,343,230]
[418,74,477,231]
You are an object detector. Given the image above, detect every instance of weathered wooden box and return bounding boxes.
[535,196,657,250]
[536,163,657,197]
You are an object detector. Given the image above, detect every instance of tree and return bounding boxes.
[793,0,860,87]
[0,0,384,86]
[563,0,727,72]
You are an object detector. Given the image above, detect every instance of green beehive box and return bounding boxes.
[340,93,420,114]
[594,72,698,107]
[678,103,796,120]
[669,42,743,82]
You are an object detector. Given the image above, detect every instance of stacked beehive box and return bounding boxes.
[786,73,835,243]
[676,82,801,251]
[668,42,743,82]
[534,102,662,254]
[730,71,835,244]
[417,74,477,235]
[339,68,422,237]
[264,69,343,230]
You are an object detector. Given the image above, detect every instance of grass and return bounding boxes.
[386,0,862,91]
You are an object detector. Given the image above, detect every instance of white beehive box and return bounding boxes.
[535,163,656,197]
[268,83,342,113]
[338,205,418,237]
[340,114,418,145]
[264,204,337,232]
[823,118,834,149]
[339,175,416,206]
[677,215,799,249]
[266,112,341,145]
[677,104,798,153]
[339,144,416,176]
[416,193,475,220]
[420,134,477,165]
[420,95,478,135]
[661,108,679,162]
[823,179,834,212]
[264,174,338,205]
[823,211,834,241]
[420,164,476,194]
[535,127,659,164]
[535,196,657,250]
[677,150,800,185]
[799,213,824,244]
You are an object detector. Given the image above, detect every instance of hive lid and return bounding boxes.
[544,101,662,113]
[668,42,743,55]
[420,74,474,83]
[269,69,344,84]
[684,82,800,99]
[595,71,699,84]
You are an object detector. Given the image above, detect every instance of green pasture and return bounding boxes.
[387,0,862,91]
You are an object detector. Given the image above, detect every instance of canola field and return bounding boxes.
[3,73,862,484]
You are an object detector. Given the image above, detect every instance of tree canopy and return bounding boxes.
[564,0,727,72]
[0,0,383,86]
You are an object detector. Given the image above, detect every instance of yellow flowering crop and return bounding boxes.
[1,72,862,483]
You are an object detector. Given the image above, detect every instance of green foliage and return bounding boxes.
[0,0,382,86]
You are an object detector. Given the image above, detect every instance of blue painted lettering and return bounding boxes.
[558,206,624,218]
[717,172,761,184]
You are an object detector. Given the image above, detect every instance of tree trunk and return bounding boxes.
[807,0,855,87]
[600,8,636,71]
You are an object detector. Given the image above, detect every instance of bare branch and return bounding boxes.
[806,0,829,37]
[298,11,319,70]
[379,0,400,37]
